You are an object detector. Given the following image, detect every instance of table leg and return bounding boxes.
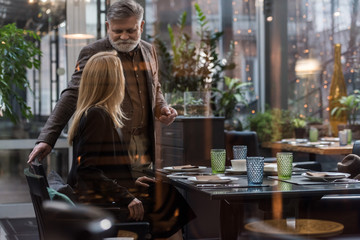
[220,200,248,240]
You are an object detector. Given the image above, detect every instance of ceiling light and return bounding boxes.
[63,33,96,39]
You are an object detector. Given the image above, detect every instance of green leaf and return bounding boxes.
[0,23,41,123]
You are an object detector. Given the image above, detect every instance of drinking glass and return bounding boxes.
[346,129,352,145]
[276,152,293,180]
[339,130,348,146]
[233,145,247,160]
[211,149,226,174]
[309,127,318,142]
[246,157,264,186]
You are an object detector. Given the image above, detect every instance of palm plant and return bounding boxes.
[212,76,252,119]
[331,90,360,126]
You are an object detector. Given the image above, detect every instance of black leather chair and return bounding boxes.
[25,163,151,240]
[24,168,50,240]
[352,140,360,156]
[43,201,117,240]
[299,141,360,235]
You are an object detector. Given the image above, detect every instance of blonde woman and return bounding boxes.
[67,51,145,221]
[66,51,195,239]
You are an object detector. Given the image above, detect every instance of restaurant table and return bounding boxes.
[157,167,360,239]
[261,140,353,161]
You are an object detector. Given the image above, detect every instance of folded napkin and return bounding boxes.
[195,175,220,181]
[337,154,360,178]
[306,172,347,178]
[264,163,277,172]
[172,165,199,170]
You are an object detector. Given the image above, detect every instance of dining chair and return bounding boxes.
[25,164,151,240]
[24,167,50,240]
[295,141,360,235]
[224,130,269,165]
[352,140,360,156]
[43,200,117,240]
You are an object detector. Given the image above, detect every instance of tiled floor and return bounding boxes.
[0,218,38,240]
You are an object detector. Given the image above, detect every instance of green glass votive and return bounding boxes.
[211,149,226,174]
[276,152,293,180]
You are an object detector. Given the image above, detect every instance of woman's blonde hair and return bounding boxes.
[68,51,126,144]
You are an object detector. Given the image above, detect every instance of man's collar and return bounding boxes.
[118,43,140,56]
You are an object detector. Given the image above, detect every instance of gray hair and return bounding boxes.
[107,0,144,22]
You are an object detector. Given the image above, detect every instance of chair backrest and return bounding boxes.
[224,130,260,164]
[352,140,360,155]
[24,167,50,240]
[29,158,49,187]
[43,201,116,240]
[25,165,151,240]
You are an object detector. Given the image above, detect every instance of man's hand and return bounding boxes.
[135,176,156,188]
[27,142,52,163]
[158,106,177,126]
[128,198,144,221]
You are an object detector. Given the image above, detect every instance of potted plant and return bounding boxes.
[0,23,41,123]
[154,3,235,115]
[212,76,252,119]
[247,108,294,143]
[292,117,307,139]
[331,90,360,138]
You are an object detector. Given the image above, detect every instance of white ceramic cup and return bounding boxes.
[231,159,247,171]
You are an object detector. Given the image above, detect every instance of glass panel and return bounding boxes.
[288,0,360,123]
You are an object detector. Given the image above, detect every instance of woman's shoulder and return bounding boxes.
[83,106,111,123]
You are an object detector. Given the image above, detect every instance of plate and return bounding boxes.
[225,168,246,174]
[167,172,212,179]
[301,172,350,181]
[321,137,339,142]
[163,166,207,172]
[188,176,239,184]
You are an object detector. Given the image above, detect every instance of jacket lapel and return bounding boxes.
[139,42,155,108]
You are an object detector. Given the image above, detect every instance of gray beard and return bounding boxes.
[109,38,140,52]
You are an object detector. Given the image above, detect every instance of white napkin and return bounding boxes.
[264,163,277,172]
[172,165,199,170]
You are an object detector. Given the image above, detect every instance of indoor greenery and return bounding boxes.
[0,23,41,123]
[292,117,306,128]
[331,90,360,126]
[247,108,294,143]
[154,3,235,93]
[212,76,252,119]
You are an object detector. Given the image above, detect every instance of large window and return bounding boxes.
[287,0,360,122]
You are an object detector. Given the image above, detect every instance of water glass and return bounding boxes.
[233,145,247,160]
[339,130,348,146]
[246,157,264,186]
[211,149,226,174]
[276,152,293,180]
[278,181,293,191]
[309,127,318,142]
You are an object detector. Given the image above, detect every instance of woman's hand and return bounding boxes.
[128,198,144,221]
[28,142,52,163]
[135,176,156,188]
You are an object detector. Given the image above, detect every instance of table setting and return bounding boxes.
[160,144,360,191]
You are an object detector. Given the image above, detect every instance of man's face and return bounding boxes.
[106,16,144,52]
